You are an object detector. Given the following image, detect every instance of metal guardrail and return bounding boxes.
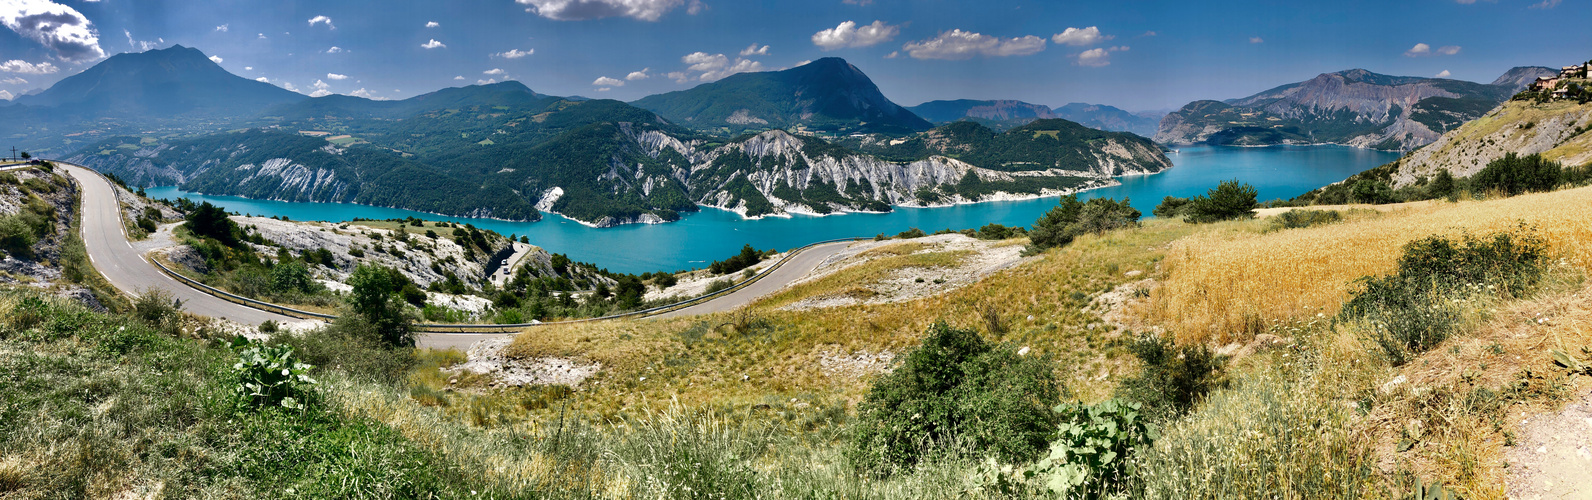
[58,157,868,335]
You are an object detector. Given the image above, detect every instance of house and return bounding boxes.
[1562,63,1592,79]
[1532,76,1560,92]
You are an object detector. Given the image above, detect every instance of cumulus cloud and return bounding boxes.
[0,59,58,74]
[1249,36,1264,44]
[683,51,727,72]
[902,29,1046,60]
[1141,31,1157,37]
[255,76,269,83]
[516,0,697,21]
[244,66,252,70]
[307,15,334,29]
[326,46,343,54]
[884,51,897,58]
[1530,0,1561,8]
[327,73,348,80]
[0,90,12,100]
[1051,26,1111,46]
[122,29,163,51]
[676,52,761,81]
[425,21,439,28]
[1435,70,1452,78]
[596,87,611,92]
[666,71,689,83]
[1076,46,1128,67]
[351,88,387,99]
[495,48,534,58]
[309,79,332,97]
[208,55,223,63]
[483,68,505,75]
[0,0,106,61]
[453,75,465,80]
[214,24,228,32]
[812,20,898,50]
[593,76,624,86]
[280,81,298,92]
[739,43,769,56]
[1405,43,1460,57]
[626,68,650,80]
[421,39,446,49]
[1,76,26,84]
[477,78,498,85]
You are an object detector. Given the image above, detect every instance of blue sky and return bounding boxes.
[1,0,1589,111]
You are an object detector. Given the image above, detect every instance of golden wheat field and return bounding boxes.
[1152,186,1592,345]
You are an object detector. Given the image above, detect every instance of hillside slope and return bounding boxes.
[1381,98,1592,187]
[1155,67,1556,150]
[631,58,932,135]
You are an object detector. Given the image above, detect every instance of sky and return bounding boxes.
[1,0,1589,111]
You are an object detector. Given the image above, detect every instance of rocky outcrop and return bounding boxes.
[1384,100,1592,188]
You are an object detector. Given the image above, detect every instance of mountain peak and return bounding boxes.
[13,44,302,116]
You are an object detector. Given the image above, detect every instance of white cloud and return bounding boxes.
[902,29,1047,60]
[683,51,727,72]
[739,43,769,56]
[309,79,332,97]
[1,76,26,84]
[453,75,465,80]
[702,58,761,81]
[483,68,505,75]
[884,51,897,59]
[0,90,12,100]
[1435,70,1452,78]
[516,0,696,22]
[596,87,611,92]
[327,73,348,80]
[257,33,267,39]
[0,0,106,61]
[687,0,704,15]
[1531,0,1562,8]
[244,66,252,71]
[351,88,384,99]
[307,15,334,29]
[1141,31,1157,37]
[666,71,690,83]
[626,68,650,80]
[1076,46,1128,67]
[495,49,534,59]
[215,24,229,32]
[326,46,343,54]
[208,55,223,63]
[594,76,624,86]
[122,29,164,51]
[812,20,899,50]
[1405,43,1460,57]
[0,59,58,74]
[255,76,269,83]
[1051,26,1111,46]
[280,81,298,92]
[477,78,498,85]
[422,39,446,49]
[1249,36,1264,44]
[425,21,440,28]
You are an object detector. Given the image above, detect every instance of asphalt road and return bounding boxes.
[651,240,855,319]
[58,160,851,349]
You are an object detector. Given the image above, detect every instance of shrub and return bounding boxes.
[230,336,318,410]
[1183,180,1259,223]
[133,287,182,332]
[849,322,1060,475]
[0,215,38,258]
[896,227,927,239]
[348,263,417,348]
[1027,195,1139,253]
[269,259,316,295]
[704,278,733,295]
[1426,169,1456,199]
[993,400,1157,498]
[269,317,417,384]
[1153,196,1191,218]
[708,244,765,275]
[1267,209,1342,231]
[1114,334,1228,422]
[1340,227,1549,365]
[1350,179,1397,204]
[1471,152,1561,197]
[185,201,240,247]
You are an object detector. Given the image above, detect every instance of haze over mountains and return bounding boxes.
[1154,66,1556,150]
[906,100,1163,137]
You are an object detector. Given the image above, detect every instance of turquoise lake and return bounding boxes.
[144,145,1400,274]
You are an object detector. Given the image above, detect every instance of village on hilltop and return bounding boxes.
[1528,60,1592,100]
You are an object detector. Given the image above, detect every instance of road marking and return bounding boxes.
[89,254,95,264]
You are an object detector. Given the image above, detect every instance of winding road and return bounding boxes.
[56,161,855,349]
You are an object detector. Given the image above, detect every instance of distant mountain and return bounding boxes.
[263,81,552,121]
[850,119,1171,177]
[631,57,932,135]
[11,45,304,118]
[906,99,1161,136]
[1154,67,1560,150]
[1051,103,1163,137]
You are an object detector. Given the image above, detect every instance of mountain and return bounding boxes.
[631,57,932,135]
[1154,67,1559,150]
[11,45,304,118]
[906,100,1162,136]
[262,81,552,121]
[1375,97,1592,189]
[1051,103,1163,138]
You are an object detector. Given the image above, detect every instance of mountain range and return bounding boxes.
[905,100,1163,137]
[1154,67,1557,150]
[48,46,1169,227]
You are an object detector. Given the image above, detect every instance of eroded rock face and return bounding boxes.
[1387,102,1592,188]
[451,337,602,388]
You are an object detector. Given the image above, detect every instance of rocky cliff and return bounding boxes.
[1382,99,1592,187]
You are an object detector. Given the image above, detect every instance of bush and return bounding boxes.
[849,322,1060,475]
[133,287,182,332]
[1114,334,1228,422]
[348,263,417,348]
[1471,152,1562,197]
[0,215,38,258]
[1027,195,1139,253]
[1350,179,1397,204]
[1153,196,1191,218]
[230,336,318,410]
[269,259,316,295]
[896,227,927,239]
[1341,227,1549,365]
[185,201,240,247]
[971,400,1157,498]
[1267,209,1342,231]
[708,244,765,275]
[1183,180,1259,223]
[704,278,733,295]
[269,317,418,384]
[1426,169,1457,199]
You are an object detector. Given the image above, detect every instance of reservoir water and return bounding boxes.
[144,145,1400,274]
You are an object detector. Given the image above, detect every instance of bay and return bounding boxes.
[144,145,1399,274]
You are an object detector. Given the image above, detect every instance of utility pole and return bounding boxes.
[8,146,15,162]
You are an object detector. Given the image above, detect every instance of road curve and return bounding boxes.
[651,240,854,319]
[60,160,852,346]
